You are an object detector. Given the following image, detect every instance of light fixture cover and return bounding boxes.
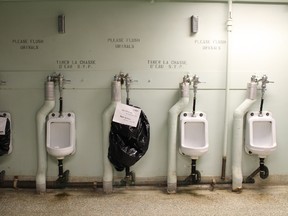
[58,15,65,34]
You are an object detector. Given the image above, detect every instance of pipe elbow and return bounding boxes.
[36,110,45,123]
[168,103,179,115]
[233,99,256,119]
[233,108,244,119]
[36,101,55,121]
[102,109,112,121]
[168,98,189,116]
[102,102,117,123]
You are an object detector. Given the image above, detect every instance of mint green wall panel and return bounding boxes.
[0,1,287,181]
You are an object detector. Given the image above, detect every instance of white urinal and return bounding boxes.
[245,111,276,158]
[46,112,76,160]
[179,112,209,159]
[0,112,12,155]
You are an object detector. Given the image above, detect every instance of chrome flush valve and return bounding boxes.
[181,74,204,93]
[250,75,258,84]
[49,73,71,97]
[114,72,123,84]
[114,71,133,105]
[192,75,204,94]
[114,72,131,85]
[259,75,274,96]
[124,73,132,90]
[182,74,193,85]
[124,73,132,105]
[114,72,128,85]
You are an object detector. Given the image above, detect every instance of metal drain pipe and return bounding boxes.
[1,179,99,190]
[0,178,234,190]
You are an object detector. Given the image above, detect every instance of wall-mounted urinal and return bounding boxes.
[45,74,75,185]
[178,75,208,184]
[46,112,76,160]
[0,112,12,183]
[0,112,12,155]
[245,111,276,158]
[180,111,208,159]
[36,73,74,192]
[243,75,275,184]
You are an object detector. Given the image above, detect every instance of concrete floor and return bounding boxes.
[1,185,288,216]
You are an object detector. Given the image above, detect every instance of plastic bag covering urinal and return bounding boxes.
[108,106,150,171]
[180,112,208,159]
[0,112,12,156]
[245,111,276,157]
[46,112,76,159]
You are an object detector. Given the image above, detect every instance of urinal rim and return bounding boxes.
[180,111,207,119]
[180,147,209,158]
[246,111,274,120]
[179,112,208,128]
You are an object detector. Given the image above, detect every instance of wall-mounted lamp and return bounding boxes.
[58,15,65,34]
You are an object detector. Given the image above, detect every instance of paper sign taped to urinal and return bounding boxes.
[0,117,7,135]
[112,103,141,127]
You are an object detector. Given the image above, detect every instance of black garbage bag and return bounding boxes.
[108,107,150,171]
[0,115,11,156]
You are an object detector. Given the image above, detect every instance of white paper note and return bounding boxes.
[0,117,7,135]
[112,103,141,127]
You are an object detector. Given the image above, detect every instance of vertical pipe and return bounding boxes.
[125,167,130,177]
[221,0,233,180]
[191,159,197,182]
[102,80,121,193]
[36,80,55,193]
[192,97,196,116]
[58,74,64,117]
[259,98,264,115]
[167,82,189,193]
[59,97,63,115]
[58,159,63,179]
[232,81,257,191]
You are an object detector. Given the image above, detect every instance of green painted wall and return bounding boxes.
[0,1,287,181]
